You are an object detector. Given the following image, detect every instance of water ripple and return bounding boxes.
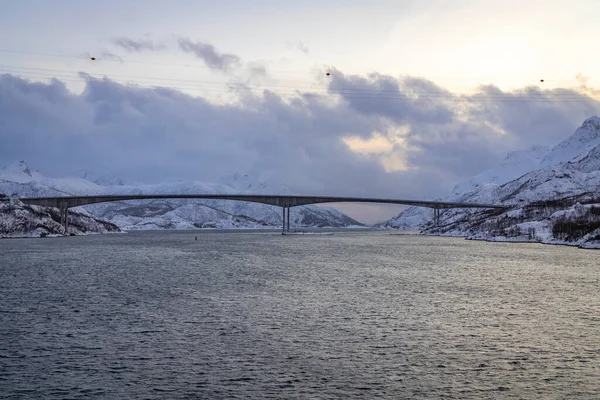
[1,231,599,398]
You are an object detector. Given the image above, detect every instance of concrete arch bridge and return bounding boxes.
[14,194,508,233]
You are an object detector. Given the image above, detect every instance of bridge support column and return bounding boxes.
[433,207,440,227]
[282,206,292,234]
[59,202,69,235]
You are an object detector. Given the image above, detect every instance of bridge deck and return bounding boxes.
[3,194,507,235]
[14,194,508,210]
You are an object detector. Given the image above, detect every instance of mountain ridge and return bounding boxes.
[0,162,363,230]
[0,197,121,238]
[395,116,600,248]
[383,116,600,233]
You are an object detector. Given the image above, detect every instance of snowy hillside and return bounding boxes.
[0,197,121,238]
[416,116,600,248]
[450,145,550,196]
[455,116,600,206]
[540,116,600,167]
[381,145,550,229]
[0,163,362,230]
[383,116,600,231]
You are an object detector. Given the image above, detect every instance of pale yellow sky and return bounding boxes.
[2,1,598,94]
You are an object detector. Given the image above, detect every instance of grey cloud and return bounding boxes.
[112,37,165,52]
[326,71,600,180]
[100,50,124,63]
[1,71,599,208]
[82,50,123,62]
[0,74,397,198]
[402,122,502,176]
[288,41,309,55]
[178,38,241,71]
[327,70,455,125]
[466,84,600,149]
[247,62,268,78]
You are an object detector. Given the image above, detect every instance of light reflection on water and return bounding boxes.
[1,231,599,399]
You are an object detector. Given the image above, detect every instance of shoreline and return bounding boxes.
[0,226,375,239]
[4,228,599,249]
[422,232,600,250]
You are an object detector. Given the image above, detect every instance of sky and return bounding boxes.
[1,0,599,223]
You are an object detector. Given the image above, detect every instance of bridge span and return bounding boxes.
[14,194,508,234]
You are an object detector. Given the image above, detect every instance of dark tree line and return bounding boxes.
[552,208,600,241]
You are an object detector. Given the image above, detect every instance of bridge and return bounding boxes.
[14,194,508,234]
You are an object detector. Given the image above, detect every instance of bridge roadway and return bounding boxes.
[15,194,508,234]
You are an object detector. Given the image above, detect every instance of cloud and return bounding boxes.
[0,71,598,214]
[247,62,268,78]
[178,38,241,71]
[465,85,600,149]
[327,70,455,125]
[82,50,123,63]
[99,50,124,63]
[288,41,309,55]
[0,74,390,196]
[325,71,600,179]
[112,37,165,53]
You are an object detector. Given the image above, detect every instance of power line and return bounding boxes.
[2,71,596,103]
[0,65,322,91]
[0,48,584,85]
[0,48,312,75]
[1,73,596,103]
[0,64,586,96]
[0,65,594,100]
[1,65,598,104]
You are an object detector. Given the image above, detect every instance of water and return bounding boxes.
[1,231,599,399]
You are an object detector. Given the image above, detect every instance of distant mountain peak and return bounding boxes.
[229,172,250,181]
[19,161,31,176]
[572,116,600,144]
[1,160,33,178]
[581,116,600,131]
[94,176,126,186]
[541,116,600,167]
[449,145,550,197]
[0,166,359,230]
[384,115,600,230]
[218,172,291,194]
[500,145,549,164]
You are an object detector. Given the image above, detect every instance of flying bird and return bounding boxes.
[90,57,96,61]
[325,72,330,76]
[540,79,544,83]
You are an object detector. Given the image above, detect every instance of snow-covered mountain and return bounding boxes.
[453,116,600,205]
[0,197,121,238]
[381,145,551,229]
[450,145,550,197]
[0,163,362,230]
[406,116,600,248]
[540,117,600,167]
[383,116,600,231]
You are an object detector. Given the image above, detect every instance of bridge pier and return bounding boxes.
[59,202,69,235]
[282,206,292,234]
[281,206,291,235]
[433,207,440,227]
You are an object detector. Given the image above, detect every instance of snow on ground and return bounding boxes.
[384,116,600,232]
[1,162,363,231]
[386,116,600,249]
[0,197,121,238]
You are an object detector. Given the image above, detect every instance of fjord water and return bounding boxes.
[1,231,599,399]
